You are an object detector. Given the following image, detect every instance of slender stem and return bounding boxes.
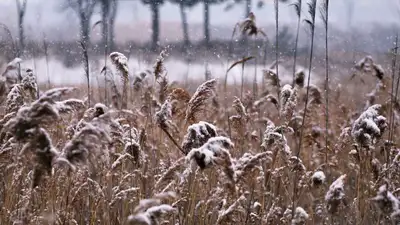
[292,1,302,85]
[160,126,185,155]
[324,0,330,165]
[389,34,398,143]
[275,0,279,83]
[241,61,245,99]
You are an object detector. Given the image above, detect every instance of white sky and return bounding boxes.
[0,0,399,41]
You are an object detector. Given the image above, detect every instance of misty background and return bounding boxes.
[0,0,400,85]
[0,0,399,43]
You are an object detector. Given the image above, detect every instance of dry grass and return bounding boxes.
[0,49,399,225]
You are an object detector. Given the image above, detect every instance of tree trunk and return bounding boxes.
[80,17,90,47]
[151,3,160,51]
[18,14,24,56]
[179,3,190,48]
[15,0,27,56]
[101,0,110,55]
[245,0,251,17]
[203,1,210,47]
[109,0,118,51]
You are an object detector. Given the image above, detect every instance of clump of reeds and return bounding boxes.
[61,113,113,168]
[4,87,74,141]
[5,69,37,113]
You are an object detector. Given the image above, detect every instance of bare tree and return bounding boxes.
[65,0,96,107]
[109,0,118,51]
[98,0,118,54]
[15,0,28,56]
[142,0,164,51]
[170,0,199,49]
[66,0,96,47]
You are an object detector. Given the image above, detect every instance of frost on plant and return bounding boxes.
[61,113,113,168]
[5,69,37,113]
[311,171,326,186]
[371,183,400,224]
[351,104,387,147]
[186,136,234,170]
[127,191,177,225]
[291,207,309,225]
[325,174,346,214]
[261,123,292,159]
[280,84,297,121]
[181,121,217,155]
[4,87,74,141]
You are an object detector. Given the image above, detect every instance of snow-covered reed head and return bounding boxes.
[351,104,386,147]
[155,99,173,130]
[235,12,266,37]
[291,207,309,225]
[110,52,129,108]
[109,52,128,78]
[354,55,385,80]
[20,128,63,188]
[4,87,74,141]
[61,113,113,167]
[2,57,22,87]
[261,123,292,158]
[307,85,322,105]
[127,191,177,225]
[229,97,248,130]
[181,121,217,155]
[325,174,346,214]
[5,69,38,113]
[263,69,280,87]
[187,136,234,170]
[280,84,297,121]
[294,70,305,88]
[133,69,151,91]
[371,184,400,224]
[153,49,168,81]
[94,103,108,118]
[311,170,326,186]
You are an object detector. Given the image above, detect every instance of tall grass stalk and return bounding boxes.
[297,0,317,157]
[43,35,51,89]
[292,0,317,219]
[320,0,329,164]
[389,34,398,144]
[274,0,279,87]
[80,41,91,107]
[291,0,302,84]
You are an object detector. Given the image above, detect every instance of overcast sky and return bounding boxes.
[0,0,399,41]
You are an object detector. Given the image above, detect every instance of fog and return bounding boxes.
[0,0,399,42]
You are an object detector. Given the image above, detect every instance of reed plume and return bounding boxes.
[110,52,129,109]
[185,79,217,124]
